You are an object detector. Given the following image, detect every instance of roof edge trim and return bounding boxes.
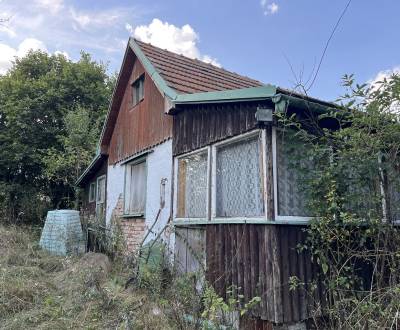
[172,84,277,107]
[76,152,104,186]
[129,38,178,100]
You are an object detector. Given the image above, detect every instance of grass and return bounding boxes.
[0,225,177,329]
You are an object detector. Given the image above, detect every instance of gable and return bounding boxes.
[107,49,172,164]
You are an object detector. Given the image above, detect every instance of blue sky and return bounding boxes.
[0,0,399,101]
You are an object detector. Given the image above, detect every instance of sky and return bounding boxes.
[0,0,399,101]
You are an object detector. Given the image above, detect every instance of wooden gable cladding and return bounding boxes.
[172,101,272,156]
[205,224,327,324]
[108,56,172,164]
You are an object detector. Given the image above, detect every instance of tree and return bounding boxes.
[0,51,114,224]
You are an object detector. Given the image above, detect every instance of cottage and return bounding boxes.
[77,36,357,328]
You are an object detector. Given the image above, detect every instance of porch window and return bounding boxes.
[177,151,208,218]
[132,75,144,106]
[124,160,147,216]
[216,135,264,217]
[276,130,313,217]
[89,182,96,202]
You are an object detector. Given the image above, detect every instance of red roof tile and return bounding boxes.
[135,39,262,94]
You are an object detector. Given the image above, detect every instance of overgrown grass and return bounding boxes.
[0,225,175,329]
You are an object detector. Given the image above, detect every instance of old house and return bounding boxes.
[77,38,261,252]
[76,36,373,328]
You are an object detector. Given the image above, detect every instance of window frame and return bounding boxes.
[173,146,211,222]
[211,130,268,222]
[131,74,145,107]
[272,127,314,222]
[89,181,96,203]
[123,157,147,217]
[174,129,268,223]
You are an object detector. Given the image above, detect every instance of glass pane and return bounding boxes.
[277,131,312,217]
[178,152,208,218]
[216,136,264,217]
[97,177,105,203]
[128,161,146,214]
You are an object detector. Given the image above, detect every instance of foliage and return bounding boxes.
[279,73,400,328]
[201,285,261,328]
[0,51,114,224]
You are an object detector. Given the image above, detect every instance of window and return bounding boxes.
[177,151,208,218]
[275,130,314,218]
[96,176,106,204]
[215,135,264,217]
[96,175,106,221]
[131,75,144,106]
[175,131,266,222]
[89,182,96,203]
[124,160,147,216]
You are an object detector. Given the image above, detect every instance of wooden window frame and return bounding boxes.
[89,181,96,203]
[131,74,145,107]
[174,129,268,224]
[173,146,211,222]
[123,157,147,218]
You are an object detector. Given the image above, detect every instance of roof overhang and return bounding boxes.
[76,153,107,187]
[172,84,276,105]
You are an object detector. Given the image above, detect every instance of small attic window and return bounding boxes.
[132,74,145,106]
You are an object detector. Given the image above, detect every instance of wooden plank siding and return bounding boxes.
[81,158,108,217]
[172,101,273,156]
[205,224,327,324]
[174,226,206,274]
[108,55,172,164]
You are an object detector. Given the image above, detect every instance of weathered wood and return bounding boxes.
[173,101,273,156]
[109,55,172,164]
[175,227,188,273]
[186,227,206,273]
[177,160,186,217]
[288,227,300,322]
[265,126,275,221]
[204,224,324,324]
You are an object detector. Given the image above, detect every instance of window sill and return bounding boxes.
[122,213,145,219]
[173,218,311,226]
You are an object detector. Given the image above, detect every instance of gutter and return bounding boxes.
[272,93,338,114]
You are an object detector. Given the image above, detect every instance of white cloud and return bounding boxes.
[70,7,122,31]
[369,66,400,89]
[261,0,279,15]
[132,18,221,67]
[54,50,69,59]
[34,0,64,15]
[367,66,400,115]
[0,0,140,57]
[0,37,47,74]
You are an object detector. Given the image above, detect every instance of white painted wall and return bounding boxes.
[106,161,125,225]
[106,140,173,247]
[144,140,173,245]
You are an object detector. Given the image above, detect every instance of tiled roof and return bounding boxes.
[135,39,262,94]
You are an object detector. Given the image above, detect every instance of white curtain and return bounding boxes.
[216,136,264,217]
[125,161,146,215]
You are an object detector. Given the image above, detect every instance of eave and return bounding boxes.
[75,152,107,187]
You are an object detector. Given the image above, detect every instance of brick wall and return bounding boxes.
[111,194,146,253]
